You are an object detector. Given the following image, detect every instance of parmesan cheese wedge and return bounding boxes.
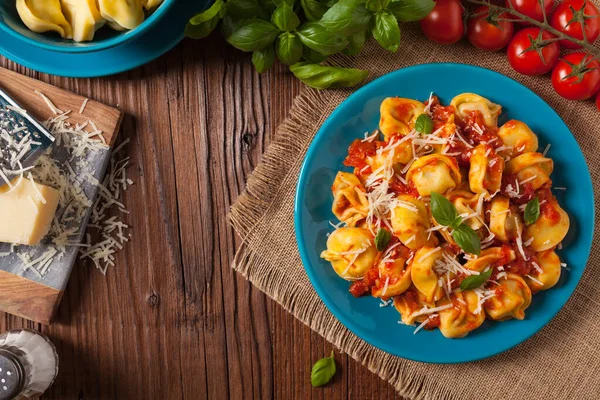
[0,179,59,245]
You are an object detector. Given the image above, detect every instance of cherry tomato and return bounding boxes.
[505,0,553,23]
[420,0,465,45]
[551,0,600,49]
[467,6,515,51]
[551,52,600,100]
[507,28,560,75]
[596,90,600,111]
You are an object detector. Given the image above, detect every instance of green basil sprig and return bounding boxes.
[460,267,493,291]
[430,192,481,255]
[290,63,369,89]
[524,197,540,225]
[311,351,337,387]
[415,113,433,134]
[375,229,392,251]
[187,0,437,89]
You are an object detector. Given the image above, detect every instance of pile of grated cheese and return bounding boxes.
[0,92,132,276]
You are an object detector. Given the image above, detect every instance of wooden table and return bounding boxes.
[0,36,402,399]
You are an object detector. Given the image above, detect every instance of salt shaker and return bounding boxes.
[0,329,58,400]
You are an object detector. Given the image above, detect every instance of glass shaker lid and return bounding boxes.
[0,349,24,400]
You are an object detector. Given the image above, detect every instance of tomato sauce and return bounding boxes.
[506,243,537,275]
[425,314,441,329]
[344,139,377,170]
[538,188,561,223]
[389,177,419,197]
[349,264,379,297]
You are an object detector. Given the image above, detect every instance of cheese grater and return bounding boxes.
[0,88,54,188]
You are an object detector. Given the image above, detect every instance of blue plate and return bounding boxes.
[0,0,205,77]
[294,63,595,364]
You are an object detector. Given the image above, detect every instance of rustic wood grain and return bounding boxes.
[0,270,62,325]
[0,35,402,399]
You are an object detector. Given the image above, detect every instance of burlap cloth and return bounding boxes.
[230,23,600,399]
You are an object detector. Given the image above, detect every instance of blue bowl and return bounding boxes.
[0,0,175,53]
[294,63,595,364]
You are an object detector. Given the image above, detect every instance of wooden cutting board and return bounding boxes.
[0,67,123,324]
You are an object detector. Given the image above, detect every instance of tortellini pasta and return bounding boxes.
[411,247,444,303]
[331,172,369,226]
[16,0,73,39]
[372,255,412,298]
[497,120,539,157]
[16,0,164,42]
[489,196,523,242]
[505,153,554,191]
[61,0,105,42]
[468,144,504,197]
[450,93,502,128]
[524,194,570,251]
[526,250,561,291]
[390,195,438,250]
[438,291,485,338]
[379,98,425,140]
[484,274,532,321]
[321,93,570,339]
[320,227,377,280]
[406,154,462,196]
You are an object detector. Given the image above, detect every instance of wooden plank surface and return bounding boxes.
[0,35,402,399]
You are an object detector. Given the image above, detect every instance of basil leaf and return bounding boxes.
[225,0,268,20]
[460,267,493,291]
[290,62,369,89]
[320,0,373,35]
[343,30,367,55]
[524,197,540,225]
[221,16,249,38]
[260,0,278,13]
[311,351,336,387]
[301,0,329,21]
[272,2,300,31]
[366,0,389,12]
[296,22,348,56]
[387,0,435,22]
[276,32,303,65]
[274,0,297,5]
[372,10,400,52]
[452,225,481,255]
[188,0,224,24]
[185,0,224,39]
[252,46,276,72]
[228,20,280,51]
[325,0,339,6]
[375,229,391,251]
[303,46,328,62]
[415,113,433,134]
[430,192,458,227]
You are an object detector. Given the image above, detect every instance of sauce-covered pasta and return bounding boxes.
[320,93,570,338]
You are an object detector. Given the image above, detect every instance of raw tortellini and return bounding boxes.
[16,0,165,42]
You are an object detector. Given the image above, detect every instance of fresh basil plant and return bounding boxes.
[186,0,435,89]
